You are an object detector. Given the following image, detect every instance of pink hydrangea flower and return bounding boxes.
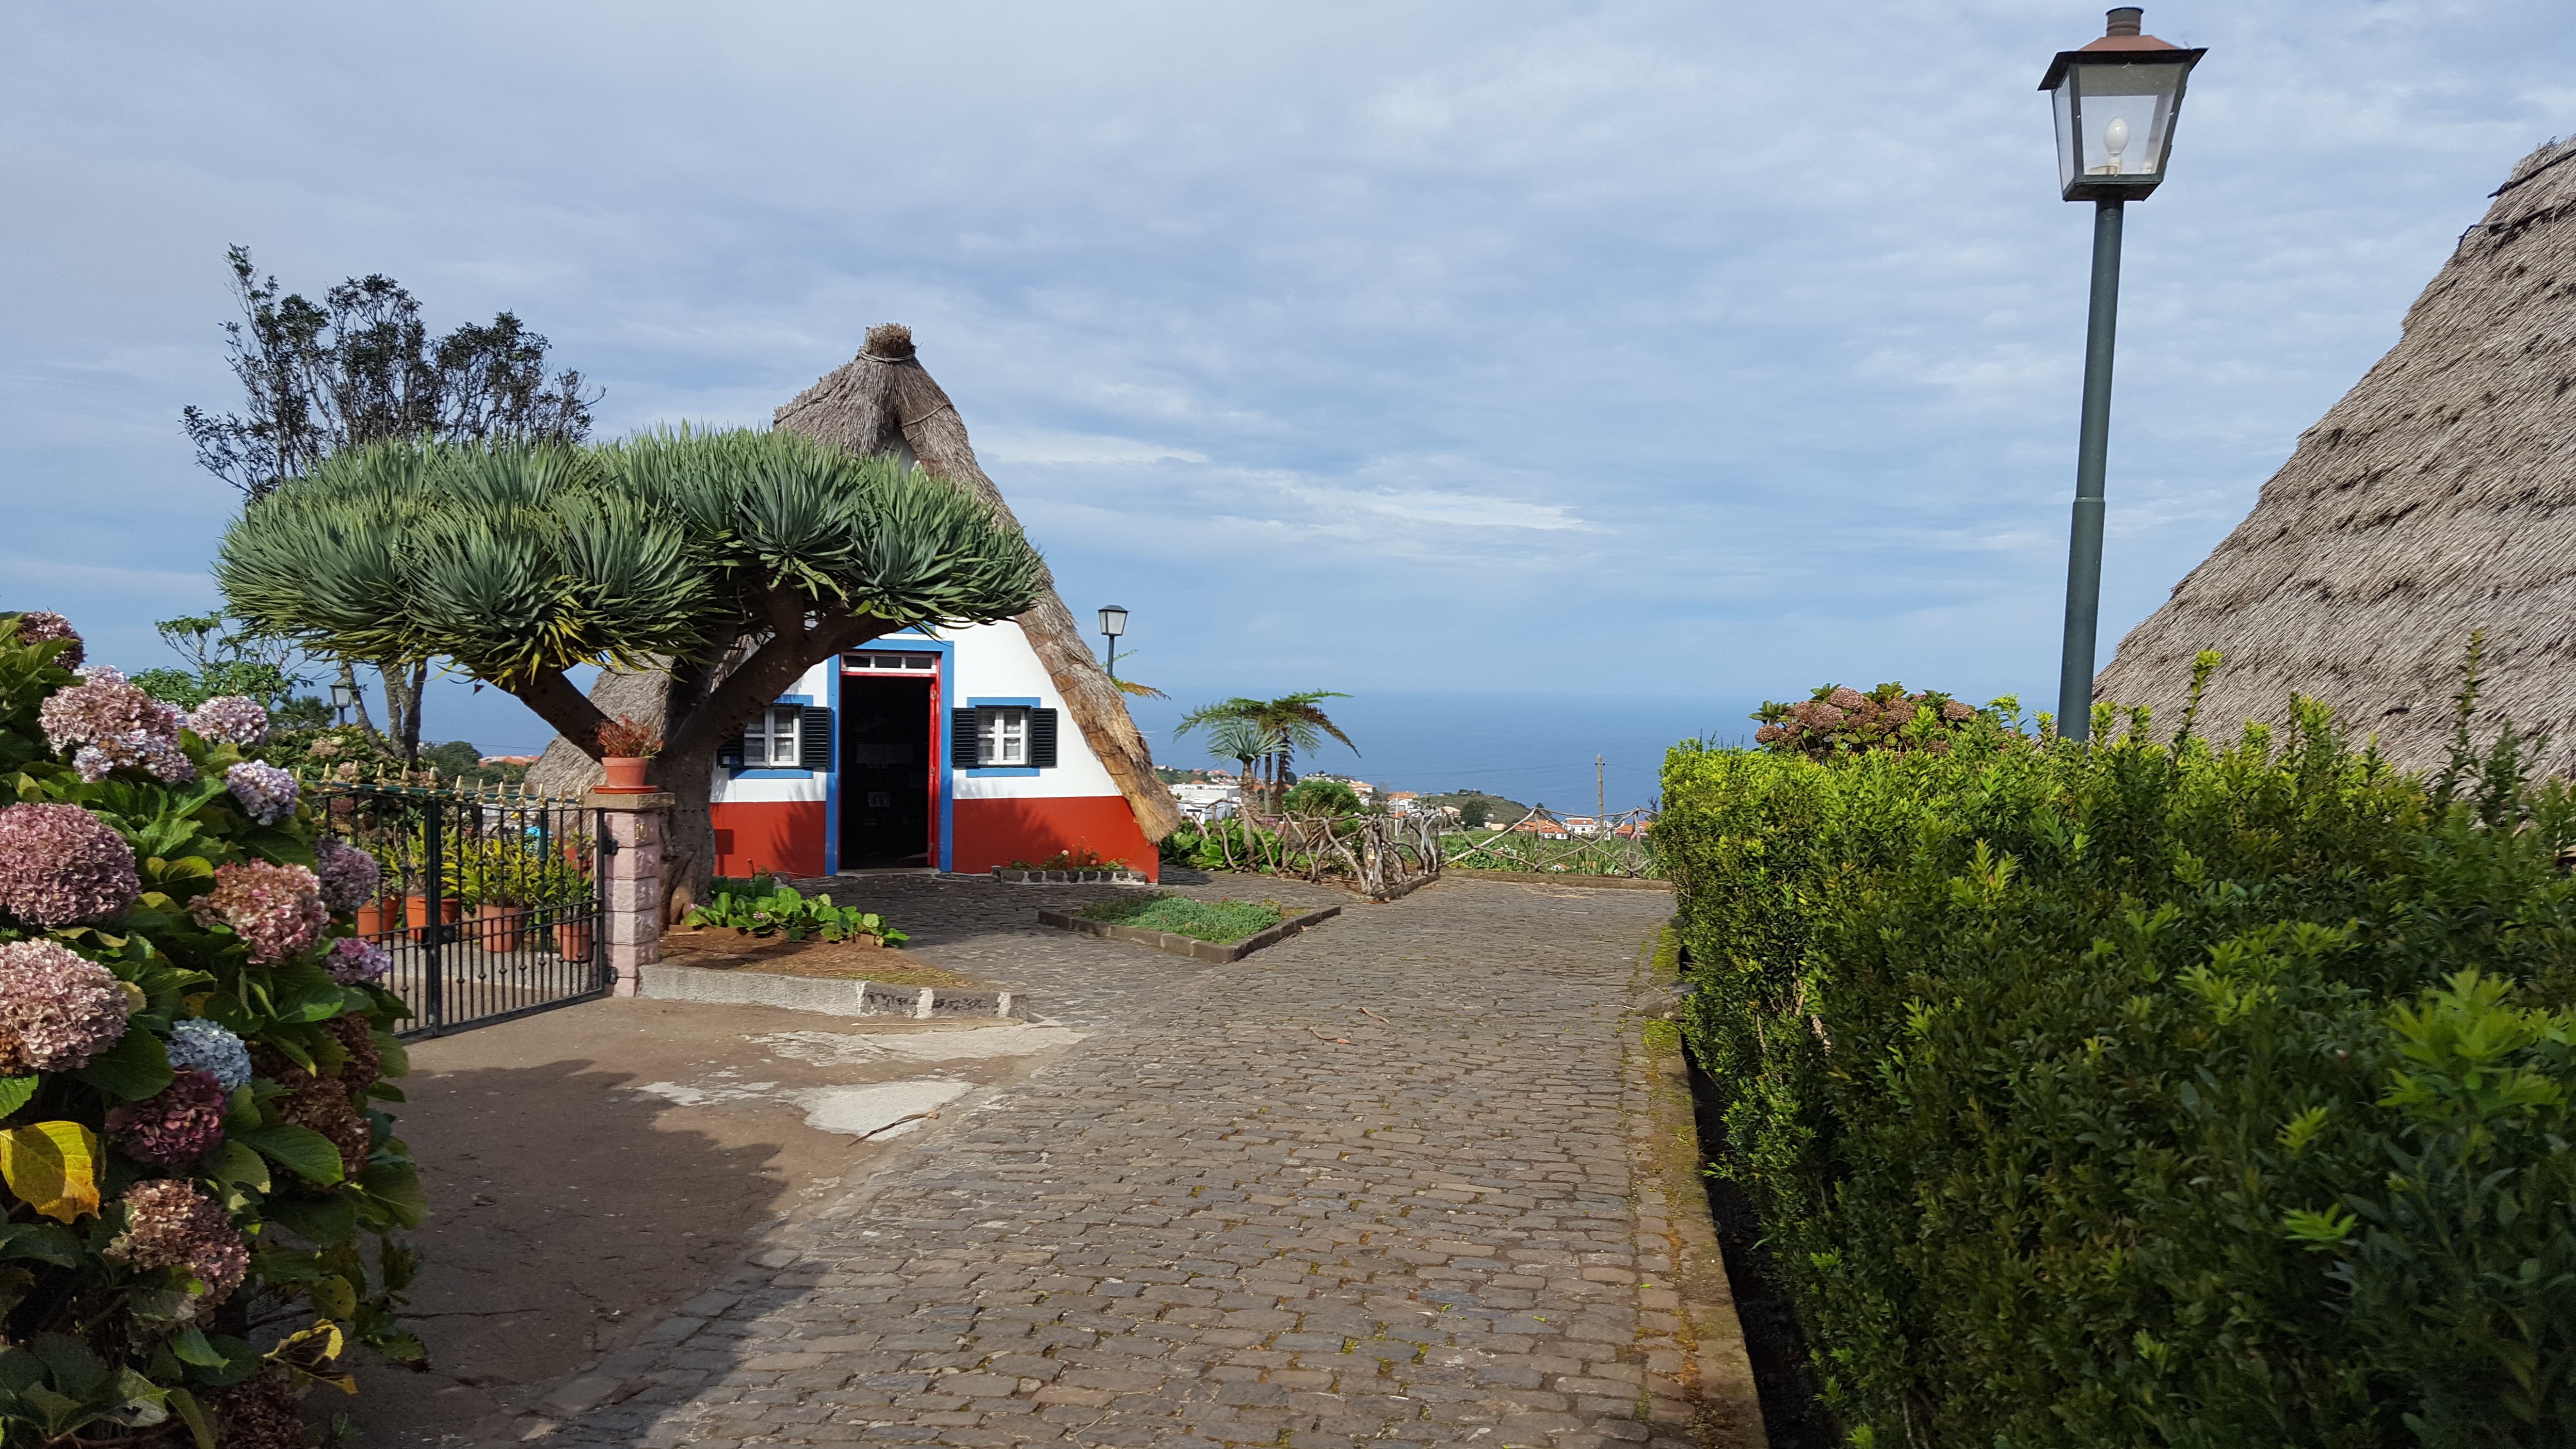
[106,1069,229,1166]
[108,1179,248,1311]
[225,761,298,824]
[0,802,140,926]
[1942,700,1975,722]
[40,668,193,784]
[1826,687,1866,710]
[189,860,328,963]
[325,936,391,986]
[0,939,131,1074]
[186,695,270,746]
[314,837,382,912]
[12,611,83,668]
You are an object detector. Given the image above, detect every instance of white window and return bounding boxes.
[977,706,1028,766]
[743,706,802,767]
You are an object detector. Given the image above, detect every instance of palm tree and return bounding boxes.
[1200,717,1286,812]
[1177,692,1355,812]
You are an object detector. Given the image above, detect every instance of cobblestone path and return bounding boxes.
[544,879,1693,1449]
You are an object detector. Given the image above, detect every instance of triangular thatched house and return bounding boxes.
[2095,139,2576,773]
[529,325,1182,879]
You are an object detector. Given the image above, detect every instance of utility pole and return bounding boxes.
[1596,755,1605,826]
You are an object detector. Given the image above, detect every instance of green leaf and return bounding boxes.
[356,1161,429,1229]
[166,1386,215,1449]
[208,1139,270,1195]
[262,1191,356,1247]
[308,1273,357,1320]
[30,1333,105,1401]
[70,1027,173,1102]
[167,1327,227,1369]
[0,1345,44,1394]
[179,1336,259,1388]
[0,1223,81,1267]
[0,1076,33,1118]
[235,1125,346,1186]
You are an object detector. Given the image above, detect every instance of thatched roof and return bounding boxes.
[775,325,1183,839]
[2095,139,2576,773]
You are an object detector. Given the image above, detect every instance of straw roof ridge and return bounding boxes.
[2094,139,2576,775]
[774,329,1183,839]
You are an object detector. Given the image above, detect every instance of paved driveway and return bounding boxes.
[508,877,1703,1449]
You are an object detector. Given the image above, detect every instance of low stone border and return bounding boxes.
[637,962,1030,1020]
[1628,926,1766,1445]
[1447,867,1672,890]
[988,867,1153,885]
[1035,904,1341,963]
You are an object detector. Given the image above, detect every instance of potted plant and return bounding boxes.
[596,714,660,794]
[521,838,598,959]
[461,837,534,952]
[396,821,464,941]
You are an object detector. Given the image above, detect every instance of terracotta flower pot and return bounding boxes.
[405,895,462,942]
[474,903,526,952]
[597,757,654,794]
[554,920,596,960]
[352,898,400,937]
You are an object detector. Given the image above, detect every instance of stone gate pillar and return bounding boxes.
[588,790,671,998]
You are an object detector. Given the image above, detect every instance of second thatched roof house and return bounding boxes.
[2095,139,2576,773]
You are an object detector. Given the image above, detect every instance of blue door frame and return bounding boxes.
[822,634,956,875]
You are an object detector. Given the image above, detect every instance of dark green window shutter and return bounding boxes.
[951,709,980,769]
[1030,708,1059,769]
[799,706,832,770]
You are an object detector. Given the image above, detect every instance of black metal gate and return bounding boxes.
[318,781,611,1038]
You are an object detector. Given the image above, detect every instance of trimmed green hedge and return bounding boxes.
[1658,691,2576,1447]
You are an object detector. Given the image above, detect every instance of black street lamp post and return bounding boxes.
[2042,7,2204,743]
[1097,604,1128,681]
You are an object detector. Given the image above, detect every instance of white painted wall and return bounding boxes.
[705,625,1127,805]
[949,621,1122,801]
[707,657,832,805]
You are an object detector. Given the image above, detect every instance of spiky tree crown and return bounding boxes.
[217,428,1045,688]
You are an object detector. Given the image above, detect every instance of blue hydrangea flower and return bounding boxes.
[165,1017,253,1091]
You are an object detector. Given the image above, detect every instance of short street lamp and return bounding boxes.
[2043,7,2205,743]
[1097,604,1128,681]
[327,680,358,726]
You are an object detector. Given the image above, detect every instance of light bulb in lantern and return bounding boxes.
[2103,116,2130,174]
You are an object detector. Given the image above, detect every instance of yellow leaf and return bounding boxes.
[0,1121,101,1222]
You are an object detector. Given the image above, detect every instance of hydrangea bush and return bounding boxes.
[0,612,422,1446]
[1750,680,1986,757]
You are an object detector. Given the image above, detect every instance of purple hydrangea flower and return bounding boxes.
[41,668,193,783]
[106,1069,229,1167]
[325,935,391,986]
[165,1018,253,1090]
[0,939,131,1074]
[225,761,298,824]
[186,695,271,746]
[189,860,328,963]
[0,802,140,926]
[12,611,83,668]
[108,1179,248,1311]
[314,837,382,912]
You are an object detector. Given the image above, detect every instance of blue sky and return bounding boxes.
[4,2,2569,809]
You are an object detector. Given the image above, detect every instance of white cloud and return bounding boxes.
[2,0,2568,806]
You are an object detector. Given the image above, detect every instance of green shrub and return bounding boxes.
[0,614,423,1440]
[1283,779,1362,814]
[1658,661,2576,1446]
[1075,894,1284,943]
[685,884,905,944]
